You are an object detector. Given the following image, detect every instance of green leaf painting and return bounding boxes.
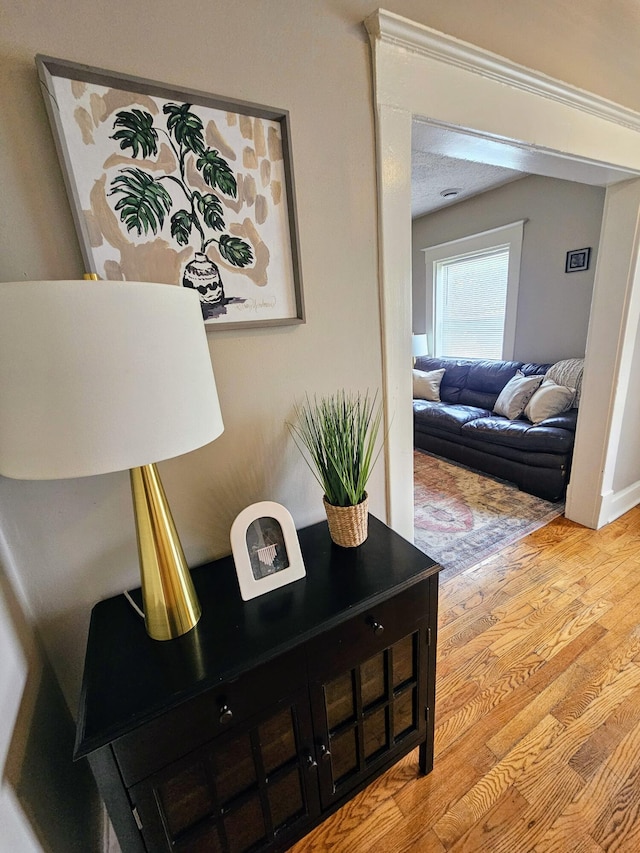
[109,168,172,235]
[196,150,237,197]
[170,209,193,245]
[218,234,254,267]
[197,193,225,231]
[163,103,205,155]
[111,110,158,158]
[108,103,252,263]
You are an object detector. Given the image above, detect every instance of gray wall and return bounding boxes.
[412,175,606,363]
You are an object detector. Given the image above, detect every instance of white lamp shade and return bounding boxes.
[412,334,429,357]
[0,281,224,480]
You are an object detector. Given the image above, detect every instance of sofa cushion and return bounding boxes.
[461,416,576,453]
[412,368,445,401]
[413,400,492,435]
[493,372,544,419]
[524,379,575,424]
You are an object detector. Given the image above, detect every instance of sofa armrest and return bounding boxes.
[534,408,578,431]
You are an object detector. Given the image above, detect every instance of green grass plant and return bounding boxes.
[289,390,383,507]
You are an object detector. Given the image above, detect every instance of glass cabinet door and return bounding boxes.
[311,627,426,809]
[131,692,319,853]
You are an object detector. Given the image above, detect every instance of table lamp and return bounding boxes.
[0,280,224,641]
[412,333,429,365]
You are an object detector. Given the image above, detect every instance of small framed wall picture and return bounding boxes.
[230,501,306,601]
[565,247,591,273]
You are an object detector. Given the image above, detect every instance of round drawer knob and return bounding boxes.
[319,744,332,761]
[219,704,233,724]
[370,620,384,636]
[305,752,318,770]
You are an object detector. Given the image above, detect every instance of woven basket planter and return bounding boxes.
[323,493,369,547]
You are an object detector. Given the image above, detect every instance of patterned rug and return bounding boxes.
[413,450,564,576]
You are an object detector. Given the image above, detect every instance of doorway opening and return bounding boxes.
[366,10,640,540]
[410,124,608,564]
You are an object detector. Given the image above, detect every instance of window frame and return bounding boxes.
[422,220,525,361]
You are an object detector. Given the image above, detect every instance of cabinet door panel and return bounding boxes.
[363,706,389,760]
[324,671,355,730]
[361,652,386,708]
[268,767,305,828]
[131,691,319,853]
[259,707,298,774]
[211,732,256,803]
[329,727,359,785]
[158,762,216,837]
[393,686,417,740]
[224,795,266,853]
[174,822,224,853]
[311,622,428,810]
[393,633,416,688]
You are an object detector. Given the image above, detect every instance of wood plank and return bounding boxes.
[433,715,566,847]
[486,654,595,760]
[569,683,640,782]
[447,786,530,853]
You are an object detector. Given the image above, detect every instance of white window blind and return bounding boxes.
[423,221,524,361]
[434,246,509,359]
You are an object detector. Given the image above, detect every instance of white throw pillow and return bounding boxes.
[412,368,445,402]
[493,371,544,420]
[524,379,575,424]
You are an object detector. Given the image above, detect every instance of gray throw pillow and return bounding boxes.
[412,368,445,402]
[493,371,544,420]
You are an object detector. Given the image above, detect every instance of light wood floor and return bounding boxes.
[290,505,640,852]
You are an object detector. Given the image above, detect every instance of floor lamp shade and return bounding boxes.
[0,280,224,640]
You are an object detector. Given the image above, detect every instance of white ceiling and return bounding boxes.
[411,119,640,219]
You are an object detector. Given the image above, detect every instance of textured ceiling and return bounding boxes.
[411,118,640,220]
[411,149,524,219]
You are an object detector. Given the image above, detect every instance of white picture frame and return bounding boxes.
[230,501,306,601]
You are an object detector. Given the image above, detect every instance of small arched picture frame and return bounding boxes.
[230,501,306,601]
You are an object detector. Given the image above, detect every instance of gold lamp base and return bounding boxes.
[130,463,201,641]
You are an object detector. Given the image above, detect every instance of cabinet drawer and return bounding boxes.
[306,579,431,682]
[113,645,306,787]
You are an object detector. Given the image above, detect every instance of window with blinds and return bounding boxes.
[434,246,509,359]
[423,221,524,361]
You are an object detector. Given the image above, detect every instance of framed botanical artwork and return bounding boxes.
[36,55,304,331]
[230,501,306,601]
[565,247,591,273]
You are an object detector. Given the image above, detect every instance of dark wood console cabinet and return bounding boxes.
[75,516,440,853]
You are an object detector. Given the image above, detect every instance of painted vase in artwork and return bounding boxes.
[182,253,225,314]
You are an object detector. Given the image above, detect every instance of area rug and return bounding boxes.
[413,450,564,575]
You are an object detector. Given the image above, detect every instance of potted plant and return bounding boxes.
[288,390,383,547]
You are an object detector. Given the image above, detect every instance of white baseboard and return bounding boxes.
[598,480,640,526]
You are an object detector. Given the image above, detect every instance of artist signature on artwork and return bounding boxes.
[237,296,277,313]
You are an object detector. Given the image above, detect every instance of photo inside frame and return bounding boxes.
[246,517,290,580]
